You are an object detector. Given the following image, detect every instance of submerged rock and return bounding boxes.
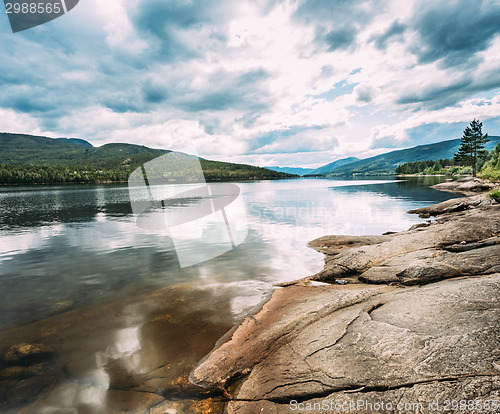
[0,343,58,408]
[3,343,53,365]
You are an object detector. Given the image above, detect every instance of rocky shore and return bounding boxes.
[430,176,498,195]
[190,184,500,413]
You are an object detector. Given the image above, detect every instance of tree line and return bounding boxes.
[0,161,292,185]
[0,165,130,184]
[396,119,500,180]
[395,154,492,176]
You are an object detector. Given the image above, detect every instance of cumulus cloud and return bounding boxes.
[325,27,358,51]
[354,83,378,104]
[371,21,406,50]
[249,125,338,154]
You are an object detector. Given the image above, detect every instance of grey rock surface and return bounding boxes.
[431,177,496,195]
[226,375,500,413]
[191,276,500,411]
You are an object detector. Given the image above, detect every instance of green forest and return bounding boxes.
[395,142,500,180]
[0,160,294,185]
[0,133,294,184]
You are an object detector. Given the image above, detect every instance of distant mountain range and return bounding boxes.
[264,157,359,176]
[308,157,359,175]
[264,166,314,175]
[0,133,294,182]
[269,136,500,177]
[0,133,168,168]
[325,137,500,176]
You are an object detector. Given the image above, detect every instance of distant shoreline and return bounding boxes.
[395,173,467,177]
[0,176,300,187]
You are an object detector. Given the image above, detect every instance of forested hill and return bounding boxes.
[324,136,500,176]
[0,133,294,184]
[0,133,168,167]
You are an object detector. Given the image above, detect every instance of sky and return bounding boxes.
[1,0,500,168]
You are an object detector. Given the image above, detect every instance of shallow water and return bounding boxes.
[0,176,459,412]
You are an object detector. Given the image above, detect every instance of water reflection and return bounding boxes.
[0,286,233,413]
[0,178,459,330]
[0,184,132,230]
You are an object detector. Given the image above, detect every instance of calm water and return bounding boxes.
[0,176,459,412]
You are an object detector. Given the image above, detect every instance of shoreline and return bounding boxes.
[190,181,500,413]
[0,176,299,187]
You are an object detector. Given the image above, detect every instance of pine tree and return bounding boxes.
[454,119,489,177]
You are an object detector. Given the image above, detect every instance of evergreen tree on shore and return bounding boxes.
[454,119,489,177]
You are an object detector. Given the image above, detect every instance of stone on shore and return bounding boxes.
[190,275,500,413]
[431,177,496,195]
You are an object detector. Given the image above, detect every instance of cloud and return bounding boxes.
[396,47,500,109]
[249,125,338,154]
[369,134,405,149]
[369,93,500,149]
[130,0,240,62]
[142,80,169,104]
[410,0,500,67]
[293,0,385,51]
[371,21,406,50]
[397,77,473,107]
[293,0,384,25]
[325,26,358,51]
[178,68,273,113]
[370,122,463,149]
[354,83,378,104]
[0,109,41,134]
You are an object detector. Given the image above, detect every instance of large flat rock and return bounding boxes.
[190,275,500,411]
[226,375,500,414]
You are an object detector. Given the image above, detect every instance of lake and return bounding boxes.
[0,176,459,413]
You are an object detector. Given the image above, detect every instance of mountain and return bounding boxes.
[264,166,314,175]
[0,133,294,183]
[264,157,360,176]
[0,133,168,168]
[326,136,500,176]
[57,138,93,147]
[308,157,359,175]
